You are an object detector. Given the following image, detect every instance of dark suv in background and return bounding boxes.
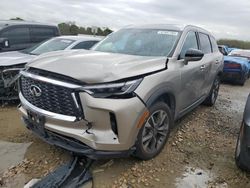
[0,20,60,52]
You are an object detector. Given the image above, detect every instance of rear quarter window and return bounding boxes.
[198,33,212,54]
[210,37,219,52]
[72,41,99,50]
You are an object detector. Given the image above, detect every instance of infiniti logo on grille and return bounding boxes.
[30,85,42,97]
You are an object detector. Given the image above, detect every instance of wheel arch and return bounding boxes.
[145,88,176,118]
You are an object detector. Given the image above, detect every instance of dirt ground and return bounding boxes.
[0,80,250,188]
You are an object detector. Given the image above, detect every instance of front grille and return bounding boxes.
[20,75,82,117]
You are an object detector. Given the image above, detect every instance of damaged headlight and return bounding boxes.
[82,78,143,98]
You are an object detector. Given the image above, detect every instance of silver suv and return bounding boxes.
[18,24,223,160]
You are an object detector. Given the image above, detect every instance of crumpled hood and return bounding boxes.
[27,50,167,83]
[0,51,35,67]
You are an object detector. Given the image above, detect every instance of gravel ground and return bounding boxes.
[0,80,250,188]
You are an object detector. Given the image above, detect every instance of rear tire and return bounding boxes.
[203,76,220,106]
[235,123,250,171]
[239,74,247,86]
[134,102,173,160]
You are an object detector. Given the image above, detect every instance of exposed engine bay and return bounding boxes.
[0,64,25,100]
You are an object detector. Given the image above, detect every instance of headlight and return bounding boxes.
[81,78,143,98]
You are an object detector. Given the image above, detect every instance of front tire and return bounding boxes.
[235,123,250,171]
[135,102,173,160]
[203,76,220,106]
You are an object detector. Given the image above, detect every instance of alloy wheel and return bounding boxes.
[141,110,169,154]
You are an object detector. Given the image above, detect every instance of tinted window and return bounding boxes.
[94,29,180,57]
[199,33,212,54]
[30,27,56,42]
[180,31,198,59]
[210,37,219,52]
[72,41,99,50]
[1,27,30,45]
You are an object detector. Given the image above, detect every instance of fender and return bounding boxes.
[144,83,176,118]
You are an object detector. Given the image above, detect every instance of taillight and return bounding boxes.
[224,63,241,69]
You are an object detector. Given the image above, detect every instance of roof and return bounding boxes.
[125,24,209,32]
[55,35,103,41]
[124,24,185,31]
[0,20,57,28]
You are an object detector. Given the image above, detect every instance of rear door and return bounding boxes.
[198,33,218,96]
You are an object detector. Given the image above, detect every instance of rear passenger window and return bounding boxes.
[1,27,30,45]
[180,31,198,59]
[30,27,55,42]
[199,33,212,54]
[72,41,99,50]
[210,37,219,52]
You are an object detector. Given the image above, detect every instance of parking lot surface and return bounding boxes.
[0,81,250,188]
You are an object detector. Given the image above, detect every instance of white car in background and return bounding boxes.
[0,35,102,100]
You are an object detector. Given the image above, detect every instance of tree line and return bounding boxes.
[9,18,113,36]
[217,39,250,49]
[58,22,113,36]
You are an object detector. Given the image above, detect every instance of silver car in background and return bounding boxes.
[0,35,102,100]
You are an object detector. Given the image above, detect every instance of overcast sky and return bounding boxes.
[1,0,250,40]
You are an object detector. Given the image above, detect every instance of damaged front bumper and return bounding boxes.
[18,89,146,159]
[0,67,24,100]
[21,116,134,160]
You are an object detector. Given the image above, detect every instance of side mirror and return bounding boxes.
[0,38,10,49]
[184,48,204,64]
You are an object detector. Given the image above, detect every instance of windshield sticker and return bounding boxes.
[60,40,73,43]
[157,31,178,36]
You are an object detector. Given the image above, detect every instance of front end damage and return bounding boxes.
[0,65,25,100]
[18,68,148,159]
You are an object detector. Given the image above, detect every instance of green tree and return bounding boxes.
[58,23,71,35]
[86,27,92,35]
[78,27,86,34]
[97,27,103,36]
[103,28,113,36]
[70,24,79,35]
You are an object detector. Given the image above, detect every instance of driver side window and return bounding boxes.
[180,31,198,59]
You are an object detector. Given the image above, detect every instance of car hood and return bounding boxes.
[0,51,35,67]
[27,50,167,83]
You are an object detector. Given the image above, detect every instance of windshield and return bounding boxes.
[22,38,75,55]
[93,28,180,57]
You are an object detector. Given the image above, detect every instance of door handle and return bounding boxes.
[215,60,220,64]
[200,65,206,71]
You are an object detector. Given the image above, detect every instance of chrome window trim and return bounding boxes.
[19,92,77,122]
[20,70,83,89]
